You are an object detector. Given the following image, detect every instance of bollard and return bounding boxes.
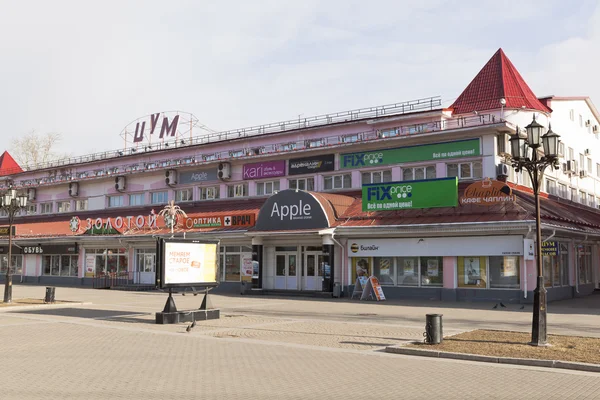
[424,314,443,344]
[44,287,56,303]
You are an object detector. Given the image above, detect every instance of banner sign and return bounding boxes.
[178,168,218,184]
[243,160,286,180]
[341,139,480,169]
[362,177,458,211]
[184,214,255,229]
[255,189,329,231]
[288,154,335,175]
[542,241,558,256]
[0,226,16,236]
[460,178,515,206]
[157,238,219,289]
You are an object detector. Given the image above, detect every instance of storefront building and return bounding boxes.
[0,48,599,301]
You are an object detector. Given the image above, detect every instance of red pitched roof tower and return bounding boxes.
[450,48,551,115]
[0,151,23,177]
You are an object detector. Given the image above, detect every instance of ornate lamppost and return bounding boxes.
[0,188,28,303]
[509,116,561,346]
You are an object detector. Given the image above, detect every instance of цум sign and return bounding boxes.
[341,139,480,169]
[362,177,458,211]
[156,238,219,289]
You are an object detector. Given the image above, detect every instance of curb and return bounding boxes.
[385,345,600,373]
[0,301,90,313]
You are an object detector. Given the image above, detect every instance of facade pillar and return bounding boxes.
[322,235,335,292]
[251,237,263,289]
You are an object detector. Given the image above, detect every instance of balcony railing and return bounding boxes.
[8,112,501,190]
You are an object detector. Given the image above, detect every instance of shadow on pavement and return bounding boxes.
[13,307,148,320]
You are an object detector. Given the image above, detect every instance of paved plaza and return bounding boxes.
[1,285,599,399]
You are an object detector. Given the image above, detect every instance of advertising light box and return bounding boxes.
[157,238,219,289]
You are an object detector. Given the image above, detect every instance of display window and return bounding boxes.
[351,256,443,287]
[458,256,520,289]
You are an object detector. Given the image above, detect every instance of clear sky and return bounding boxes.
[1,0,598,157]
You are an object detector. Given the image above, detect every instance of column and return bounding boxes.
[322,235,335,292]
[252,237,263,289]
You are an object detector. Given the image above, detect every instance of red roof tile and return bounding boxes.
[0,151,23,177]
[450,48,551,115]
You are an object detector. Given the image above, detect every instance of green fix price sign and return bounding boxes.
[362,177,458,211]
[341,139,480,169]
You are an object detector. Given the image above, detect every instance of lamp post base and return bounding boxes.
[3,274,12,304]
[529,276,548,346]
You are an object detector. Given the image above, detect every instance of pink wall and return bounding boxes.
[443,256,455,288]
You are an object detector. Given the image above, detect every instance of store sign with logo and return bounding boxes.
[255,189,329,231]
[243,160,286,180]
[70,214,159,234]
[341,139,480,169]
[0,226,16,236]
[460,178,515,206]
[288,154,335,175]
[184,214,255,229]
[178,168,218,184]
[362,177,458,211]
[541,241,558,256]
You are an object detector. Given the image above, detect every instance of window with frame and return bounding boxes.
[199,186,220,200]
[579,190,586,205]
[569,109,575,121]
[42,254,79,277]
[579,114,583,127]
[128,193,144,206]
[558,142,565,157]
[289,177,314,191]
[545,179,557,195]
[323,174,351,190]
[587,158,592,173]
[496,134,507,155]
[150,191,168,204]
[0,255,23,275]
[75,199,88,211]
[57,201,71,213]
[351,256,443,287]
[558,183,567,199]
[588,194,595,207]
[362,170,392,184]
[570,188,578,202]
[86,248,128,276]
[256,180,280,196]
[220,246,253,282]
[227,183,248,198]
[26,204,37,215]
[579,153,584,168]
[457,256,520,289]
[568,147,574,161]
[135,249,156,273]
[597,163,600,178]
[40,202,53,214]
[108,195,124,208]
[446,161,483,180]
[175,188,193,202]
[402,165,436,181]
[577,245,592,284]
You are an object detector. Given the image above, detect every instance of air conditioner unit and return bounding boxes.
[580,170,588,178]
[27,188,36,201]
[218,162,231,180]
[234,184,245,197]
[165,169,177,186]
[585,149,592,156]
[115,176,126,192]
[69,182,79,197]
[566,160,578,174]
[497,163,510,177]
[206,187,216,200]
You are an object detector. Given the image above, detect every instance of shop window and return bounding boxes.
[57,201,71,213]
[175,188,193,202]
[402,165,436,181]
[108,195,124,208]
[136,249,155,273]
[256,180,280,196]
[362,170,392,184]
[227,183,248,198]
[577,245,593,284]
[42,255,79,277]
[457,256,488,288]
[40,202,53,214]
[289,178,314,191]
[352,256,442,287]
[129,193,144,206]
[150,191,168,204]
[489,256,520,289]
[220,246,253,282]
[373,257,395,285]
[0,255,23,275]
[447,162,483,180]
[324,174,351,190]
[86,248,128,276]
[199,186,219,200]
[75,199,88,211]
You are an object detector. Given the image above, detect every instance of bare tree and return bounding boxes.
[10,131,64,170]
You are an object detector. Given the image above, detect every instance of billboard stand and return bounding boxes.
[155,238,221,325]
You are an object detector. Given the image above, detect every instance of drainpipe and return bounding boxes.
[331,230,345,296]
[574,235,588,294]
[524,225,534,299]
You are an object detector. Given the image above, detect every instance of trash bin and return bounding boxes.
[240,281,253,295]
[333,282,341,298]
[44,287,56,303]
[424,314,443,344]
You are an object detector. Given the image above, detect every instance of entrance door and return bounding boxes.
[303,253,324,291]
[275,252,298,290]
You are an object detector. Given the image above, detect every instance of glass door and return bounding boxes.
[303,253,324,291]
[275,252,299,290]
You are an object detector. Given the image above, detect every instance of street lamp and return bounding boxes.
[0,187,28,303]
[509,115,560,346]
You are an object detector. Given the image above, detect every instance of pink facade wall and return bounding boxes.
[442,256,455,288]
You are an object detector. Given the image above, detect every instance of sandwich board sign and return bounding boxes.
[353,276,386,301]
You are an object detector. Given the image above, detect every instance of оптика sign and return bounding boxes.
[341,139,480,169]
[362,177,458,211]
